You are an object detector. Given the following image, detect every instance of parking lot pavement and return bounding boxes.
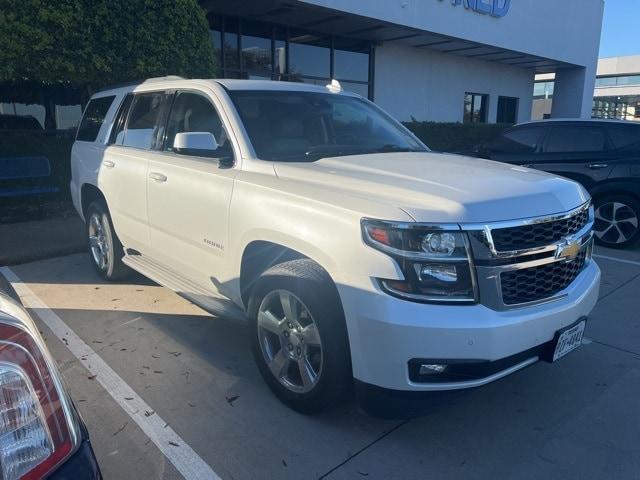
[3,247,640,480]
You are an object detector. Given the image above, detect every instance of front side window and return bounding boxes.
[76,95,115,142]
[164,91,233,161]
[489,127,542,154]
[464,93,488,123]
[544,126,607,153]
[122,92,170,150]
[229,90,426,162]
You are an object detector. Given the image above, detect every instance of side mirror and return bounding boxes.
[173,132,218,157]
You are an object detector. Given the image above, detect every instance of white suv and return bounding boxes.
[71,77,600,412]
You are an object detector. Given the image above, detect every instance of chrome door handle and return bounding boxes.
[586,163,609,170]
[149,172,168,183]
[102,160,115,169]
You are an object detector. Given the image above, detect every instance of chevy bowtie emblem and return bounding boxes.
[556,240,581,261]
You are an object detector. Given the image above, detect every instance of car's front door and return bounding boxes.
[482,125,545,165]
[529,124,617,190]
[146,89,237,293]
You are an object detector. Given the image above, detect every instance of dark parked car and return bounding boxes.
[0,273,101,479]
[476,119,640,248]
[0,113,43,130]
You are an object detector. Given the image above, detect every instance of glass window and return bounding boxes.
[76,95,115,142]
[464,93,488,123]
[489,127,542,154]
[533,81,554,99]
[607,124,640,151]
[109,94,134,144]
[334,49,369,82]
[497,97,518,124]
[595,77,617,88]
[617,75,640,86]
[229,90,426,162]
[544,126,607,153]
[122,92,170,150]
[242,35,272,77]
[164,91,233,161]
[289,35,330,79]
[210,29,222,66]
[340,82,369,98]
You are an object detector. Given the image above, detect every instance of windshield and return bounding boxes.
[229,90,428,161]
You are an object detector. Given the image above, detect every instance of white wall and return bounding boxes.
[301,0,603,67]
[374,42,534,123]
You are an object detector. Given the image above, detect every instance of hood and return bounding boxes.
[273,152,590,223]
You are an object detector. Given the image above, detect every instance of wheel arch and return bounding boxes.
[80,183,108,220]
[238,234,341,310]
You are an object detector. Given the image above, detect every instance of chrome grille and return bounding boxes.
[491,207,590,252]
[500,250,588,305]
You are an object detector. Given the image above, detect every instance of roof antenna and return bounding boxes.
[326,79,342,93]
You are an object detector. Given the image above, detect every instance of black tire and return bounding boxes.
[248,259,352,413]
[593,194,640,249]
[86,200,130,280]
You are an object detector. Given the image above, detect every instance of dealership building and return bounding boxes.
[200,0,604,124]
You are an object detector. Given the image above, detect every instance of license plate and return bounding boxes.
[552,320,586,362]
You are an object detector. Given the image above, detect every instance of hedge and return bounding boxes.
[403,122,510,154]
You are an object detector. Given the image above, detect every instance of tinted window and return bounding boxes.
[164,91,233,161]
[122,92,170,150]
[608,124,640,151]
[490,127,542,154]
[109,94,134,145]
[76,96,115,142]
[497,97,518,124]
[544,126,607,153]
[464,93,488,123]
[229,90,426,161]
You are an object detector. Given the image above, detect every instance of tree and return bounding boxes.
[0,0,217,127]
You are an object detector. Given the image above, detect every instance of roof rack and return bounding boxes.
[94,75,186,94]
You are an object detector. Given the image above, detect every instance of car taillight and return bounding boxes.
[0,322,77,480]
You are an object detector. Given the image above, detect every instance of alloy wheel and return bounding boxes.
[257,290,323,394]
[88,213,110,270]
[594,201,639,245]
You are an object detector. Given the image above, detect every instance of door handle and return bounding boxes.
[102,160,115,169]
[149,172,168,183]
[586,163,609,170]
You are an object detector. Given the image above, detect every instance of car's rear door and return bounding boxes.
[100,91,173,252]
[528,123,617,190]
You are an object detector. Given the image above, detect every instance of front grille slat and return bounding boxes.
[491,208,589,252]
[500,251,587,305]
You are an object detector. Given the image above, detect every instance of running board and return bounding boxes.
[122,255,246,321]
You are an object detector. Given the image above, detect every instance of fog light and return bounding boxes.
[419,364,448,375]
[418,264,458,283]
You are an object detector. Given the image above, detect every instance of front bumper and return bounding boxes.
[339,260,600,391]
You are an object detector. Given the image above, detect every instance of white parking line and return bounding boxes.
[0,267,222,480]
[593,254,640,268]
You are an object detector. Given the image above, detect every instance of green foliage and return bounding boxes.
[0,0,217,88]
[403,121,509,154]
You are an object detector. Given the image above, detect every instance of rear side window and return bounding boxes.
[76,96,116,142]
[122,92,171,150]
[109,94,134,145]
[607,124,640,151]
[489,127,542,154]
[544,126,607,153]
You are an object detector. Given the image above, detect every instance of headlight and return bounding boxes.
[362,219,477,303]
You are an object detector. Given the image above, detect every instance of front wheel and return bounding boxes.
[248,259,352,413]
[86,200,130,280]
[593,194,640,249]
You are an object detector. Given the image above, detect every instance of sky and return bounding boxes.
[599,1,640,58]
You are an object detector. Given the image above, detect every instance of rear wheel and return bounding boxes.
[248,259,352,413]
[593,194,640,249]
[86,201,130,280]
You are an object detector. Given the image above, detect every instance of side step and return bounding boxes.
[122,254,246,321]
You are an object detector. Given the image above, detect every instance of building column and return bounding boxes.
[551,66,596,119]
